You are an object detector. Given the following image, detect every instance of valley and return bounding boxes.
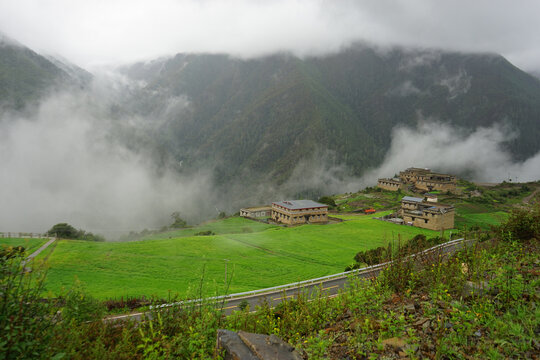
[1,12,540,357]
[4,180,535,300]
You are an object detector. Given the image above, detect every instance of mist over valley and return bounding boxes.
[2,34,540,237]
[2,4,540,358]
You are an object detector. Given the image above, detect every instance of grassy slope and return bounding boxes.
[41,215,437,299]
[454,203,509,229]
[0,238,48,254]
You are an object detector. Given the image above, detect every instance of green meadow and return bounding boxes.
[454,203,509,229]
[38,214,438,299]
[0,237,48,254]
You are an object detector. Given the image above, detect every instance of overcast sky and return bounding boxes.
[1,0,539,71]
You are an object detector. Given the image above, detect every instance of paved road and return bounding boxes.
[22,237,56,265]
[105,238,474,323]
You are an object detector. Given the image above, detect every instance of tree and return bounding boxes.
[47,223,78,238]
[318,196,337,208]
[170,212,188,229]
[46,223,105,241]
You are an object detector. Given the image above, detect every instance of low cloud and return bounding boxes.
[437,69,471,99]
[362,121,540,184]
[0,80,215,237]
[1,1,540,71]
[399,50,442,71]
[387,80,425,97]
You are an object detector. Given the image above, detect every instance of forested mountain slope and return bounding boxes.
[0,34,90,109]
[121,45,540,184]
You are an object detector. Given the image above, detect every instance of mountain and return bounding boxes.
[0,33,90,109]
[2,36,539,192]
[120,45,540,186]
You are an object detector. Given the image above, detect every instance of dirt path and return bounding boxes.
[522,187,539,204]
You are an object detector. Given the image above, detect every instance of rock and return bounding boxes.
[474,330,482,337]
[382,337,407,349]
[217,329,303,360]
[216,329,259,360]
[462,281,491,298]
[238,331,303,360]
[404,303,416,313]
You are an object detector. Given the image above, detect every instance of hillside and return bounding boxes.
[120,45,540,187]
[3,202,538,359]
[34,215,438,299]
[0,33,90,109]
[3,38,540,193]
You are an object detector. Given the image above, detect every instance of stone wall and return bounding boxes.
[377,179,402,191]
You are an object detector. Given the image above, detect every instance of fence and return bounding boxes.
[0,232,50,239]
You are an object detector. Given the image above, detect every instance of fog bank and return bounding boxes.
[362,121,540,184]
[0,81,216,236]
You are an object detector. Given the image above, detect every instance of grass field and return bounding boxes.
[39,215,439,299]
[0,238,48,254]
[454,202,509,229]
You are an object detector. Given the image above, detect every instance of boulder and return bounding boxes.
[216,329,302,360]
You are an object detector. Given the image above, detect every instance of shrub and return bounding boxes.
[0,253,60,359]
[61,281,105,324]
[46,223,105,241]
[170,212,188,229]
[317,196,337,208]
[499,203,540,241]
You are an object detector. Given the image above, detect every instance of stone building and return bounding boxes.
[400,196,454,231]
[399,168,432,184]
[414,172,456,192]
[240,206,272,219]
[271,200,328,225]
[397,167,457,193]
[377,178,403,191]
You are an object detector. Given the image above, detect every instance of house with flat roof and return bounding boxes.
[377,167,457,193]
[400,196,454,231]
[377,177,403,191]
[271,200,328,225]
[240,206,272,219]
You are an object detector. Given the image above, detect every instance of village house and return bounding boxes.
[400,167,457,192]
[414,172,457,192]
[271,200,328,225]
[400,196,454,231]
[399,167,432,184]
[377,167,457,193]
[377,177,403,191]
[240,206,272,219]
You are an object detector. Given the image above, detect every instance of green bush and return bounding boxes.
[499,203,540,241]
[46,223,105,241]
[0,253,60,359]
[317,196,337,208]
[61,281,105,324]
